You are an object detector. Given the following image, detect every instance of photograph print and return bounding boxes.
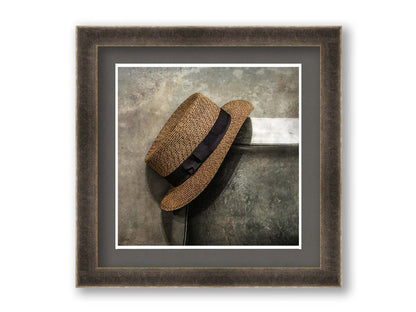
[116,64,301,248]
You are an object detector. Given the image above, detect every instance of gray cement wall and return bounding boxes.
[117,66,299,245]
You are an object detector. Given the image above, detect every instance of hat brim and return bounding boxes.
[160,100,254,211]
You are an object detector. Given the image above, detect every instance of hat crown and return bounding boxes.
[145,93,220,177]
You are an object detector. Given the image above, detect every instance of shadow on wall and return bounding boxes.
[145,166,186,245]
[145,118,253,245]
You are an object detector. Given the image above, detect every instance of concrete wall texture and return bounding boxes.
[117,66,299,245]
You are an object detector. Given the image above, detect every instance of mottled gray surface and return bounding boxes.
[186,145,299,245]
[117,66,299,245]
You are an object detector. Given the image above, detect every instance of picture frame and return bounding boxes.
[76,26,342,287]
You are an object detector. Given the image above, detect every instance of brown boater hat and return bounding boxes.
[145,93,253,211]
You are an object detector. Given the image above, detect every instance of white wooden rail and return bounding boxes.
[234,118,299,145]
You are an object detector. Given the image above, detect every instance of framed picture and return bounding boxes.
[76,26,342,287]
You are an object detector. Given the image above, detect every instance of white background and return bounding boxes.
[0,0,415,310]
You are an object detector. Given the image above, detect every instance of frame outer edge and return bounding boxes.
[320,26,342,286]
[76,26,342,287]
[76,27,99,286]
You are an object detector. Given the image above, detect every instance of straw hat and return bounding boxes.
[145,93,253,211]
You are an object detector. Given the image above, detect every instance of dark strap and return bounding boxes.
[165,109,231,186]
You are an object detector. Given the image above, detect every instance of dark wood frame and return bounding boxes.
[76,26,342,287]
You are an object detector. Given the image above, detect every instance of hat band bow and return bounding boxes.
[165,109,231,187]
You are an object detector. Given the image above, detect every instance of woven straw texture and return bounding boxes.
[145,93,220,176]
[145,93,253,211]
